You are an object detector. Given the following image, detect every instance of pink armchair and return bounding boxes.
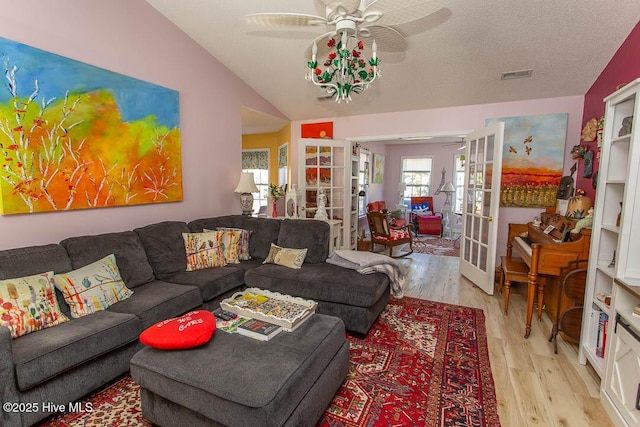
[410,197,442,236]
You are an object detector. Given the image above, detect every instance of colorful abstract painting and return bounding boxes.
[0,37,181,214]
[372,153,385,183]
[486,113,567,207]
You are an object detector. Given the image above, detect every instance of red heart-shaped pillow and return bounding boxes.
[139,310,216,350]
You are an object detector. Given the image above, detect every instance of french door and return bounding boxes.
[459,122,505,295]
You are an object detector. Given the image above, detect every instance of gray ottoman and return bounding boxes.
[130,314,349,427]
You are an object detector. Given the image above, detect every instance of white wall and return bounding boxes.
[0,0,286,250]
[291,95,585,258]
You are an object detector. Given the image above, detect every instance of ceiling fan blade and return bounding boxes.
[246,13,327,27]
[358,25,407,52]
[364,0,448,27]
[318,0,361,16]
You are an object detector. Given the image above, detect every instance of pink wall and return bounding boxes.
[292,95,585,258]
[0,0,285,250]
[577,21,640,199]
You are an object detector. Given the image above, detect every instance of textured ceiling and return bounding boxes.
[146,0,640,132]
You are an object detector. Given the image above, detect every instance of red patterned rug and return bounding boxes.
[413,236,460,257]
[40,298,499,427]
[318,297,499,426]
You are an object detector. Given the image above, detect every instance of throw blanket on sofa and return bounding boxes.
[327,250,408,298]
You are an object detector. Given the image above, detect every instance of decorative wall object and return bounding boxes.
[301,122,333,139]
[486,113,568,207]
[0,37,181,214]
[372,153,385,184]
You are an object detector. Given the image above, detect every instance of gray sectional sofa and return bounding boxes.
[0,215,390,426]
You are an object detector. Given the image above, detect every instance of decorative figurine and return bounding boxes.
[314,188,329,221]
[619,116,633,137]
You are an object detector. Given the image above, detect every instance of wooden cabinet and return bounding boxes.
[580,78,640,426]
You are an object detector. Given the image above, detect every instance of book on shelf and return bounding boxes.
[236,318,282,341]
[595,312,609,358]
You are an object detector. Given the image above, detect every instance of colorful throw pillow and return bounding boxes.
[263,243,308,269]
[53,254,134,318]
[0,271,69,338]
[215,227,252,261]
[183,232,226,271]
[204,228,242,264]
[139,310,216,350]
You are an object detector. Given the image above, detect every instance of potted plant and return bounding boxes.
[268,184,285,217]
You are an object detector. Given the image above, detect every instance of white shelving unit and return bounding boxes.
[298,138,354,250]
[580,78,640,426]
[349,142,360,250]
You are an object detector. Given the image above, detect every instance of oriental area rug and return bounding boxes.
[412,236,460,257]
[40,298,499,427]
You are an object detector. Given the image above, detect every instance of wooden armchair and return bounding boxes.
[366,211,413,258]
[367,201,407,228]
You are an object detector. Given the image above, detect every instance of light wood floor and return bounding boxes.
[396,251,612,427]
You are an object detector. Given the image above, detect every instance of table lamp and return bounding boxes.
[234,172,259,215]
[441,182,455,208]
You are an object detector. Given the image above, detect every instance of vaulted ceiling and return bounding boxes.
[146,0,640,132]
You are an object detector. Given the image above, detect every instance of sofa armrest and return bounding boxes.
[0,326,20,426]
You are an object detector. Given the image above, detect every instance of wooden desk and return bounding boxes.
[508,222,591,338]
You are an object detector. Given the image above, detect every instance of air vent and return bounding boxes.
[500,69,533,80]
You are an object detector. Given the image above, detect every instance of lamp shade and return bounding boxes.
[398,182,406,192]
[441,182,455,193]
[234,172,259,193]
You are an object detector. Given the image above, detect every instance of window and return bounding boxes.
[242,149,269,213]
[454,154,465,214]
[278,143,288,187]
[358,149,370,217]
[401,156,432,204]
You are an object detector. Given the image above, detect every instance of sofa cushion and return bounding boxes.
[183,232,227,271]
[107,280,201,329]
[134,221,190,278]
[216,227,251,261]
[53,254,134,318]
[0,271,69,338]
[11,310,140,391]
[139,310,216,350]
[0,244,72,280]
[245,262,389,308]
[263,244,307,269]
[161,266,245,303]
[217,229,242,264]
[61,231,155,288]
[277,219,329,263]
[189,216,281,259]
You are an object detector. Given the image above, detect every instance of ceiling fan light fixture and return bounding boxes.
[306,27,380,103]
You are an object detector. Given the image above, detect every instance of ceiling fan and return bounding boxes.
[246,0,449,102]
